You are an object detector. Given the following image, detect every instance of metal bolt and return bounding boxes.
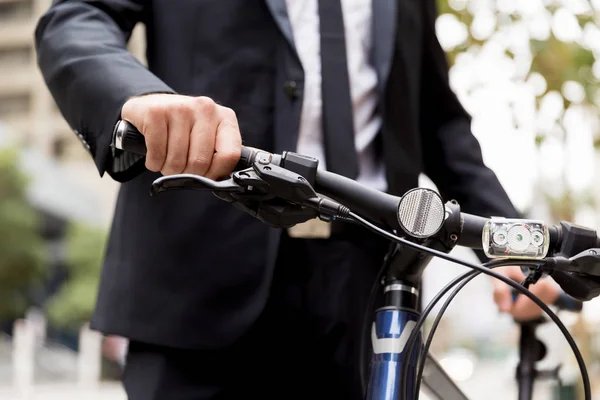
[450,234,458,242]
[263,166,271,171]
[258,154,271,165]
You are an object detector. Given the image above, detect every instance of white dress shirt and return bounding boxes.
[285,0,387,192]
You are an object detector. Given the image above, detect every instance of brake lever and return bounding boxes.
[150,174,246,196]
[541,249,600,301]
[231,168,272,197]
[566,248,600,276]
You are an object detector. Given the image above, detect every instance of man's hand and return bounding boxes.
[102,335,128,366]
[121,94,242,179]
[492,265,561,321]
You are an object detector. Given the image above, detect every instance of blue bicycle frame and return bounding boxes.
[365,202,468,400]
[368,292,421,399]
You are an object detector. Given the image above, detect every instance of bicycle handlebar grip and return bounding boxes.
[511,288,583,313]
[113,120,147,155]
[112,120,255,171]
[553,291,584,312]
[236,146,259,170]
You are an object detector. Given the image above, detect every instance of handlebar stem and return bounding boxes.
[384,201,463,286]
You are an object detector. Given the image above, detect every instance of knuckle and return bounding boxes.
[195,96,215,106]
[194,96,217,116]
[141,120,163,142]
[220,106,237,120]
[122,96,143,114]
[171,101,194,119]
[121,104,134,119]
[146,102,165,117]
[220,118,240,132]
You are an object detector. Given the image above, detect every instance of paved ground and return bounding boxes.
[1,360,596,399]
[0,382,126,400]
[0,363,583,400]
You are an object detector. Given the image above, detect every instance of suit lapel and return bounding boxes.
[264,0,299,58]
[372,0,398,96]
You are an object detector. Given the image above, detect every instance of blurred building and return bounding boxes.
[0,0,147,226]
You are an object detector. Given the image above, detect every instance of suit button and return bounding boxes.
[283,80,298,100]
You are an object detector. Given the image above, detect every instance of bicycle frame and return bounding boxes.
[366,202,468,400]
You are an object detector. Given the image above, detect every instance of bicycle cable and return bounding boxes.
[399,261,587,400]
[413,260,542,398]
[346,211,591,400]
[414,269,480,398]
[402,260,553,400]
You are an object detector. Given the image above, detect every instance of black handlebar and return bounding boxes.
[110,120,587,252]
[113,120,492,238]
[459,213,487,250]
[112,120,600,301]
[112,119,148,156]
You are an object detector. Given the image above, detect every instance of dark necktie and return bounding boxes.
[318,0,359,179]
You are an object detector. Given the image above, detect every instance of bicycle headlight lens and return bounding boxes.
[482,218,549,259]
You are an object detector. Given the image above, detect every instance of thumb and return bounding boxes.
[493,281,513,313]
[491,266,525,313]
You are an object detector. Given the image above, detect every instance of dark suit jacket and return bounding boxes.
[35,0,519,350]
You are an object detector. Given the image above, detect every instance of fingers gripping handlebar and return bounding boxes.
[113,119,260,171]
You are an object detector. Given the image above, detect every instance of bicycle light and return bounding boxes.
[482,218,549,259]
[397,188,445,239]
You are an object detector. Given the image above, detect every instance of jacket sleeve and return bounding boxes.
[418,0,520,220]
[35,0,175,181]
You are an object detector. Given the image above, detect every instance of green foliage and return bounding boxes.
[0,146,108,329]
[46,222,107,331]
[437,1,600,219]
[530,38,596,104]
[438,2,598,107]
[436,0,451,15]
[0,148,46,319]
